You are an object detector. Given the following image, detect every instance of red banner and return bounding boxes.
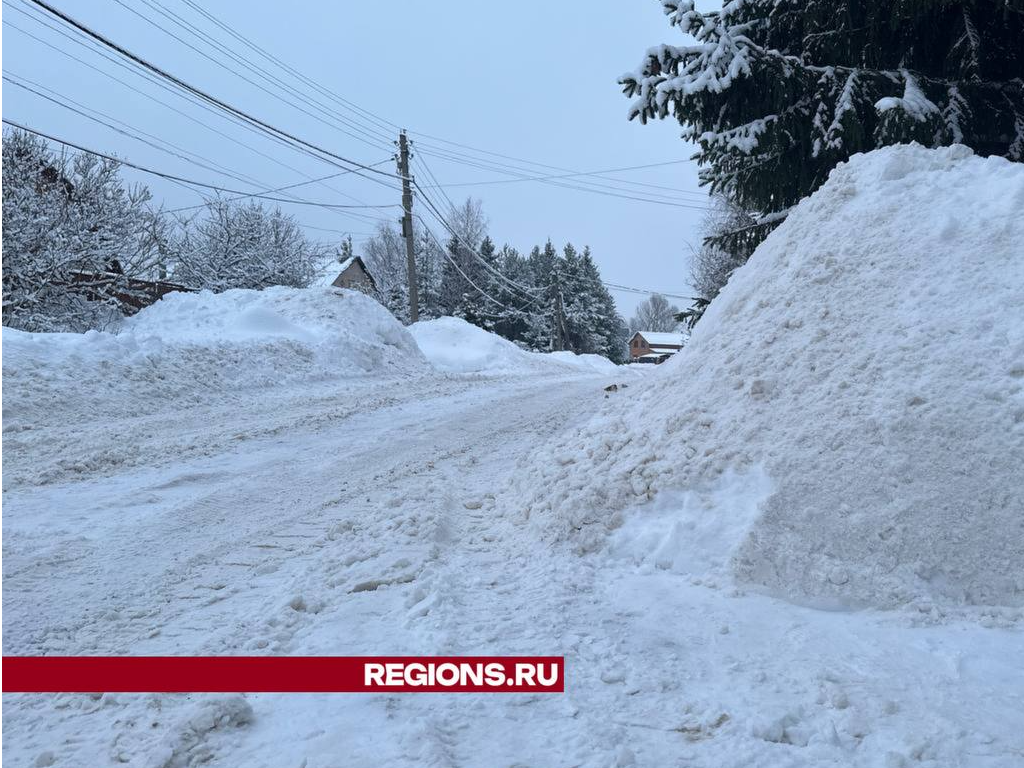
[2,656,564,693]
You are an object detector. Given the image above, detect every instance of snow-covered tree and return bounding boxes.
[362,221,411,321]
[2,129,163,332]
[172,199,323,293]
[414,229,444,319]
[521,240,561,351]
[630,293,680,333]
[689,193,758,301]
[622,0,1024,250]
[438,197,489,317]
[485,244,537,341]
[515,241,627,359]
[575,246,628,362]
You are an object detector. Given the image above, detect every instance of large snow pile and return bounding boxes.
[3,286,427,426]
[409,316,620,375]
[506,144,1024,609]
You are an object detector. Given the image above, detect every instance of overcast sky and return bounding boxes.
[3,0,707,318]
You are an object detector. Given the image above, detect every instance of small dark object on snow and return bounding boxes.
[604,384,619,392]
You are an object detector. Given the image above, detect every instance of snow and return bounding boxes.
[2,286,427,486]
[547,350,621,375]
[504,143,1024,611]
[4,149,1024,766]
[409,316,623,376]
[875,70,940,121]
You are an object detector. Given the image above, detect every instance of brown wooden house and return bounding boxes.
[628,330,686,363]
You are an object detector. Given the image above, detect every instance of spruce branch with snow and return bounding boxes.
[622,0,1024,252]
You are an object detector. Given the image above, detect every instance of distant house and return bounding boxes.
[321,256,377,294]
[628,330,686,364]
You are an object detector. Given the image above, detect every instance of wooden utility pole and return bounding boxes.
[553,290,567,352]
[397,130,419,323]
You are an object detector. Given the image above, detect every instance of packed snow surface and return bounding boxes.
[4,286,424,421]
[2,287,427,486]
[506,144,1024,609]
[409,316,620,375]
[3,222,1022,765]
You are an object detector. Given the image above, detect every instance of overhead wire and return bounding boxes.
[1,119,400,210]
[139,1,705,205]
[109,0,396,153]
[25,0,403,188]
[3,8,397,227]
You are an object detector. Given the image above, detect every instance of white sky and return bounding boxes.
[2,0,707,318]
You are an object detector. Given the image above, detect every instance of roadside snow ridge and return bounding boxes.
[505,143,1024,610]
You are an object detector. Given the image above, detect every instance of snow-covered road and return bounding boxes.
[3,372,606,657]
[5,368,1024,767]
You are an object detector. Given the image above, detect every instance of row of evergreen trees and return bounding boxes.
[361,199,629,362]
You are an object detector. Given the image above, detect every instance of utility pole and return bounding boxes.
[397,130,419,323]
[554,290,567,352]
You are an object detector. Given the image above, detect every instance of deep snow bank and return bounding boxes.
[3,287,427,425]
[505,144,1024,609]
[409,316,620,375]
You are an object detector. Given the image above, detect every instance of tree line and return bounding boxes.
[2,128,630,363]
[362,198,629,362]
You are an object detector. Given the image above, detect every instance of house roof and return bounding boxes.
[634,331,686,347]
[313,255,376,289]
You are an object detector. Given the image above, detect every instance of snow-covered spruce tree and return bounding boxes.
[559,244,628,361]
[515,241,627,358]
[485,244,536,343]
[622,0,1024,249]
[172,199,323,293]
[448,235,499,328]
[521,241,560,351]
[580,247,629,362]
[414,229,444,320]
[2,129,163,331]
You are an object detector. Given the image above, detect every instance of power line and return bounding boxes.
[131,1,705,205]
[415,214,543,317]
[110,0,395,153]
[411,132,701,194]
[164,165,391,213]
[179,0,402,139]
[3,73,275,192]
[1,119,399,210]
[158,0,398,152]
[413,177,540,300]
[415,144,711,210]
[2,9,397,227]
[414,159,706,192]
[411,156,694,304]
[25,0,401,188]
[603,282,695,301]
